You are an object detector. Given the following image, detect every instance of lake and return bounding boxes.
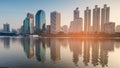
[0,37,120,68]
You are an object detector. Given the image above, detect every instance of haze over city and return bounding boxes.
[1,1,120,68]
[0,0,120,29]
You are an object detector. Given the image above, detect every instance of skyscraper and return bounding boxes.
[35,10,46,33]
[84,7,91,33]
[23,17,30,34]
[101,4,110,32]
[93,5,100,32]
[50,11,61,34]
[74,7,79,20]
[27,13,34,34]
[3,23,10,32]
[69,8,83,33]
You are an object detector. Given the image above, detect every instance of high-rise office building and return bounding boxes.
[23,17,30,34]
[69,8,83,33]
[35,10,46,33]
[93,5,100,32]
[101,4,110,32]
[3,23,10,32]
[84,7,91,32]
[50,11,61,34]
[74,7,79,20]
[27,13,34,34]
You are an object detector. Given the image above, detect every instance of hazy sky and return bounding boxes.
[0,0,120,29]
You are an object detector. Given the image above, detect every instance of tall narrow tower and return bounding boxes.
[69,8,83,33]
[93,5,100,32]
[74,7,79,20]
[101,4,110,32]
[27,13,34,34]
[84,7,91,32]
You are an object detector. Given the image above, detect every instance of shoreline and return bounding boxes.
[1,33,120,39]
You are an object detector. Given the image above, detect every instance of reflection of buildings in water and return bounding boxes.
[99,40,114,67]
[60,38,68,48]
[4,37,10,49]
[22,38,34,59]
[83,40,90,66]
[29,38,34,58]
[23,38,30,58]
[46,38,51,48]
[103,40,114,52]
[91,40,99,66]
[11,38,18,43]
[69,39,82,66]
[50,38,61,61]
[35,38,46,62]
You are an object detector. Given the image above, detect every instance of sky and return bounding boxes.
[0,0,120,30]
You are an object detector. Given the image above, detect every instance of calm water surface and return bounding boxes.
[0,37,120,68]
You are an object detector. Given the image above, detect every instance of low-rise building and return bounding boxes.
[61,25,68,34]
[104,22,115,34]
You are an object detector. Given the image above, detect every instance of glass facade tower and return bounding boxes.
[35,10,46,33]
[3,23,10,32]
[23,17,30,34]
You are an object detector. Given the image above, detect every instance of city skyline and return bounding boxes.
[0,1,120,68]
[0,0,120,30]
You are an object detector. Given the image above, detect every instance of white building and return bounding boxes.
[50,11,61,34]
[104,22,115,34]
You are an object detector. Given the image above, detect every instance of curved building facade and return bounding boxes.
[35,10,46,33]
